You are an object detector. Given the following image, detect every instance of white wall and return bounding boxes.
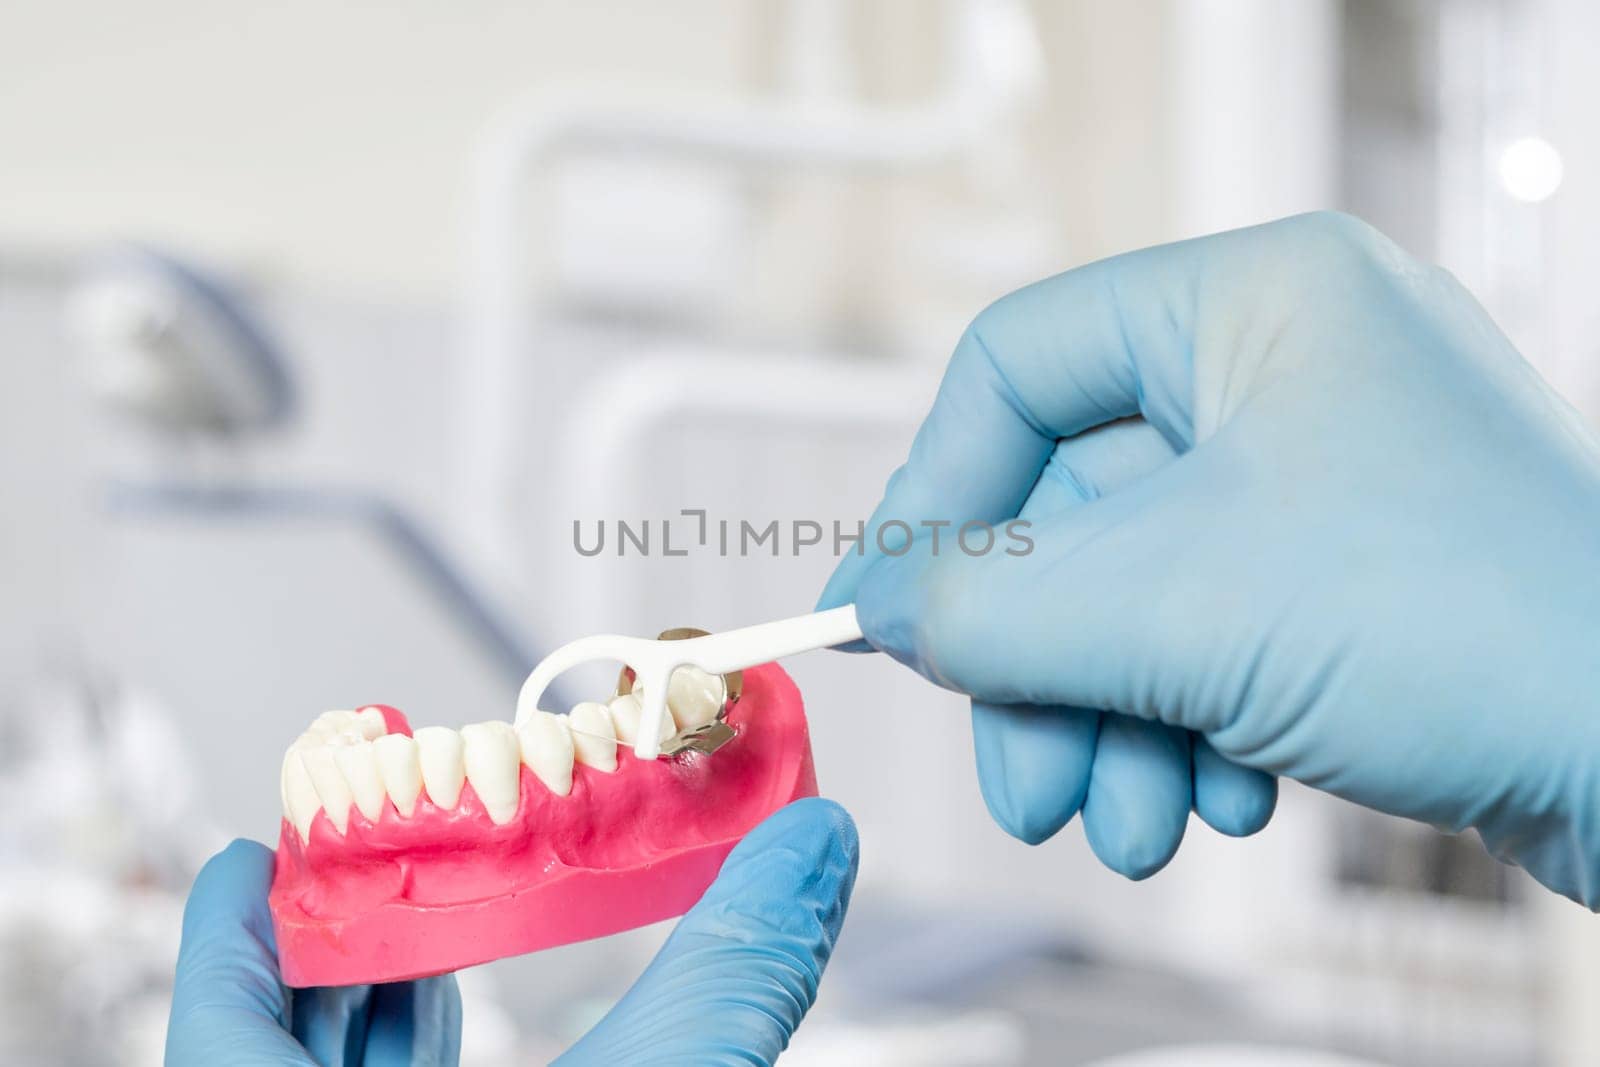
[0,1,762,298]
[0,1,1187,309]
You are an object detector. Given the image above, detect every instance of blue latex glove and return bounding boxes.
[821,211,1600,902]
[167,798,858,1065]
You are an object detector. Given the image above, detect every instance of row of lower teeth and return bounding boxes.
[279,667,727,840]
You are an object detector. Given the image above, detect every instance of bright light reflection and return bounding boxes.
[1498,137,1564,204]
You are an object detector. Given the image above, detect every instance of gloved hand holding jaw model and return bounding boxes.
[822,211,1600,903]
[165,799,857,1065]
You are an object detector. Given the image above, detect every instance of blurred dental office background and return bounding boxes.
[3,0,1600,1063]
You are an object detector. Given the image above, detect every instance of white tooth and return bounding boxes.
[414,726,465,809]
[299,726,336,748]
[608,692,641,743]
[354,706,388,739]
[462,721,522,824]
[609,690,673,748]
[517,711,576,796]
[373,733,422,817]
[667,666,726,730]
[300,744,354,834]
[282,748,322,841]
[314,709,356,734]
[568,701,617,773]
[334,740,386,824]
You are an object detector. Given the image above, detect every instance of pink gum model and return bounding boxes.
[269,662,817,987]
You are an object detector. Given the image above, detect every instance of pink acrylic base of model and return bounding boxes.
[269,662,817,987]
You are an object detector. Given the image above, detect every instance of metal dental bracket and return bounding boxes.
[616,628,741,759]
[657,720,737,758]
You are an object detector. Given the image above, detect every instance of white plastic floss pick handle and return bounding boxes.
[514,604,863,760]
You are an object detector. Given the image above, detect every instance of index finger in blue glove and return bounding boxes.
[557,798,859,1067]
[166,839,315,1067]
[816,228,1225,619]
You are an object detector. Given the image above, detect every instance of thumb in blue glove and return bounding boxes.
[557,797,858,1064]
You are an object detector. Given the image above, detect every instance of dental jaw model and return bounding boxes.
[269,650,818,987]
